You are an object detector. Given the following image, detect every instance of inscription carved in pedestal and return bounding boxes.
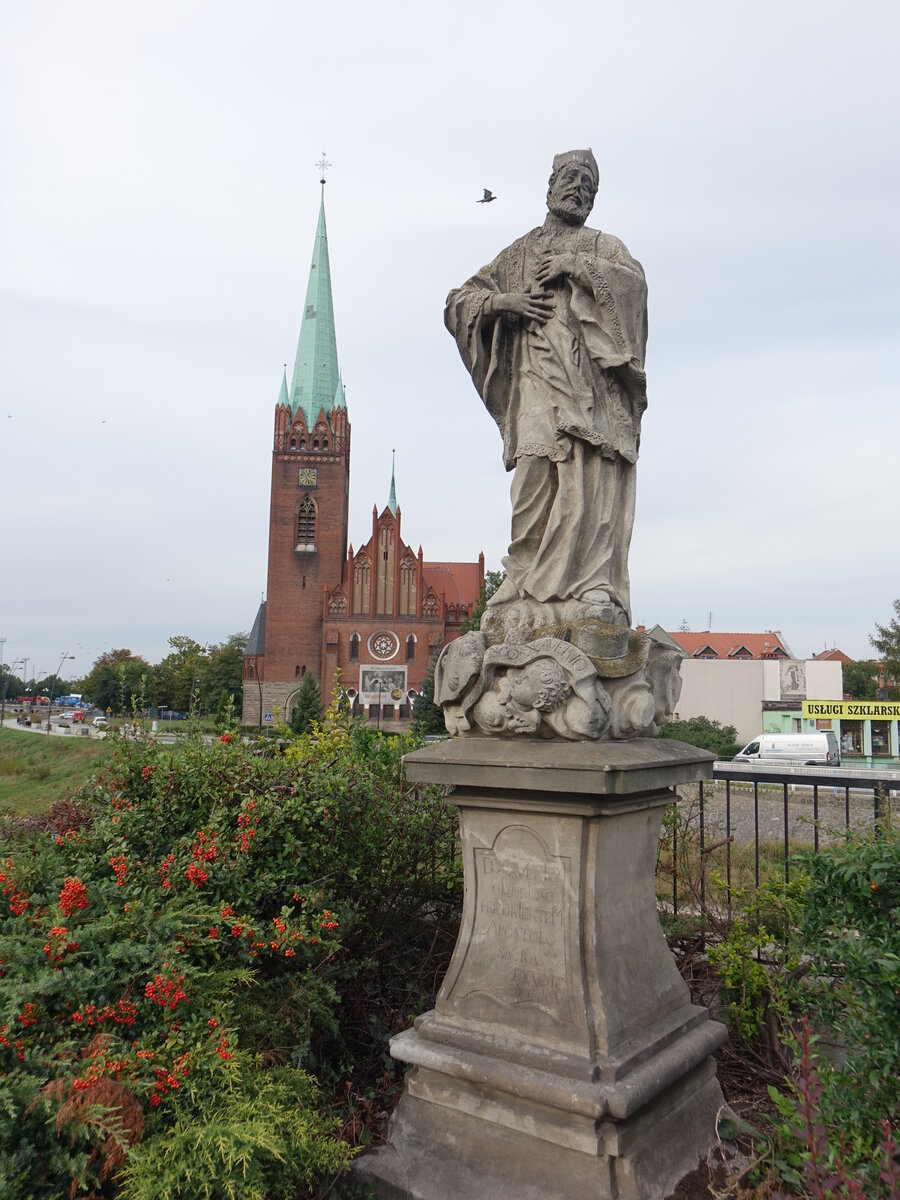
[454,825,573,1022]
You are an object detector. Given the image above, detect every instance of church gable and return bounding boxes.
[328,586,347,616]
[375,518,396,615]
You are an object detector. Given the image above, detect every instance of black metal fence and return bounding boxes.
[666,762,900,918]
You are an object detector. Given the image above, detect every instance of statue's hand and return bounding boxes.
[535,253,580,288]
[489,290,554,323]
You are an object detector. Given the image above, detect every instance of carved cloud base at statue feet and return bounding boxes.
[435,598,684,742]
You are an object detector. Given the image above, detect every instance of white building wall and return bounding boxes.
[673,659,843,744]
[804,659,844,701]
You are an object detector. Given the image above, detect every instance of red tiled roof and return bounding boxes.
[667,631,792,659]
[422,561,482,608]
[811,648,852,663]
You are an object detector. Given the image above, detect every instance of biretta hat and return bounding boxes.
[552,148,599,183]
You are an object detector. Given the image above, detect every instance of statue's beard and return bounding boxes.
[548,194,590,225]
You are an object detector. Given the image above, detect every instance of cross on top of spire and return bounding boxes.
[317,151,331,187]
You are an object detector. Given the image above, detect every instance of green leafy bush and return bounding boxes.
[777,820,900,1185]
[0,696,460,1197]
[658,715,741,759]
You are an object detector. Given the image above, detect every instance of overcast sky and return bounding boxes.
[1,0,898,682]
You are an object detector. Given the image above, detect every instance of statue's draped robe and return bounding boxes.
[445,222,648,619]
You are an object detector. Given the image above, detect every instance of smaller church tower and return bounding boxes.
[242,187,350,725]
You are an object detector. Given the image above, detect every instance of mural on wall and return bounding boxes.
[360,666,408,705]
[780,660,806,699]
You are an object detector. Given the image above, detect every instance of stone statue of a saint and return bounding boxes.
[439,149,679,741]
[445,148,648,626]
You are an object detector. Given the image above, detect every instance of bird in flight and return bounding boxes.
[477,189,497,204]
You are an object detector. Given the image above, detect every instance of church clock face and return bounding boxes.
[298,468,317,487]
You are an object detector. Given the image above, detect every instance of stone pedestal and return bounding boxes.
[357,738,727,1200]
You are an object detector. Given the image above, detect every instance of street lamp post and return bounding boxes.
[47,652,75,733]
[189,644,209,719]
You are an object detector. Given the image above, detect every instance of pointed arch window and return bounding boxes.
[406,634,416,663]
[350,633,360,662]
[296,497,316,550]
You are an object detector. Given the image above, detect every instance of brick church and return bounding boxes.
[242,189,484,727]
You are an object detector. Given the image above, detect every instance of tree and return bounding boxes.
[658,715,741,759]
[83,650,154,714]
[290,672,321,735]
[411,642,446,737]
[153,636,202,714]
[842,660,878,700]
[459,570,505,635]
[203,633,247,716]
[869,599,900,697]
[0,669,25,701]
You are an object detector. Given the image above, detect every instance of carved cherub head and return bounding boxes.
[507,659,572,714]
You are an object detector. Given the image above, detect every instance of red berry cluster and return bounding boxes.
[157,852,175,890]
[185,862,208,887]
[109,855,128,886]
[0,861,29,917]
[191,829,219,864]
[235,800,259,854]
[319,909,340,932]
[144,972,188,1010]
[43,925,80,961]
[0,1003,38,1062]
[71,998,137,1027]
[59,877,88,916]
[0,1024,24,1061]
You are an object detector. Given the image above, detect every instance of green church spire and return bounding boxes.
[289,192,346,429]
[387,449,397,516]
[277,365,289,409]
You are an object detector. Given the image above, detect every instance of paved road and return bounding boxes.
[1,716,107,738]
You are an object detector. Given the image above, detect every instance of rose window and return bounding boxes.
[368,631,400,661]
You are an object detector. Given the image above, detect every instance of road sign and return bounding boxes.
[263,713,274,723]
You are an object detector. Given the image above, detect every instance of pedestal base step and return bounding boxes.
[356,1057,725,1200]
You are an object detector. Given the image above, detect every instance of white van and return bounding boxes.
[733,732,840,767]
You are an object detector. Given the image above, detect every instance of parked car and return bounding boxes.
[93,716,108,729]
[72,710,86,723]
[159,710,186,721]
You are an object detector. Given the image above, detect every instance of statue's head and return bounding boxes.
[546,148,599,225]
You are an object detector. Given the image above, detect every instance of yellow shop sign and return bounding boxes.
[803,700,900,719]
